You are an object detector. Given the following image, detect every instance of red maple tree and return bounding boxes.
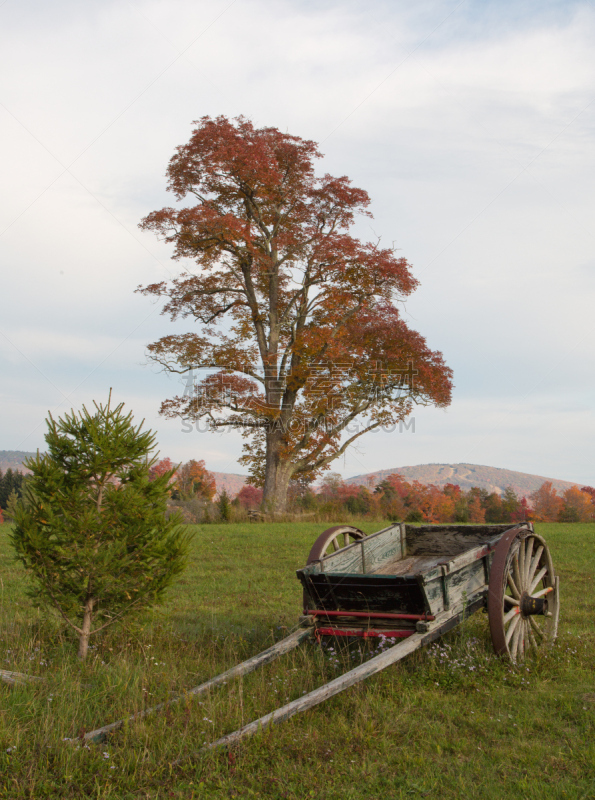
[237,485,263,508]
[148,457,176,482]
[138,116,453,511]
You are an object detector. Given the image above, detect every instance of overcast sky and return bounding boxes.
[1,0,594,486]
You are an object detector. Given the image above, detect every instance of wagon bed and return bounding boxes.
[297,523,518,638]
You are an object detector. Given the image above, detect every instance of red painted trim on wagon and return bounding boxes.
[315,627,414,639]
[307,610,435,621]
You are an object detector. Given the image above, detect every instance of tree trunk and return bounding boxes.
[262,432,293,513]
[78,597,94,660]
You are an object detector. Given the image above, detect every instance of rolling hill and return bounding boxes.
[2,452,582,500]
[345,463,580,498]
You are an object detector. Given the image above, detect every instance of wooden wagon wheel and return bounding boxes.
[488,527,559,663]
[303,526,366,613]
[306,525,366,564]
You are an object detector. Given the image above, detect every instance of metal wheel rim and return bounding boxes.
[488,528,559,663]
[306,525,365,564]
[304,525,366,614]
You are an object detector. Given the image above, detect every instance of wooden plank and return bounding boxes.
[315,524,402,576]
[297,562,321,577]
[418,545,494,616]
[83,628,312,743]
[304,573,427,615]
[421,573,445,615]
[444,559,486,609]
[405,524,528,557]
[0,669,43,686]
[369,554,444,576]
[441,539,500,573]
[361,525,402,573]
[319,545,363,574]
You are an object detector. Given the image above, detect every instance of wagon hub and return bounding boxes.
[519,591,547,617]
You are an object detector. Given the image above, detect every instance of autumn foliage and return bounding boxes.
[288,474,591,524]
[148,455,594,524]
[148,457,216,501]
[237,484,263,508]
[175,459,216,500]
[530,482,594,523]
[138,116,452,511]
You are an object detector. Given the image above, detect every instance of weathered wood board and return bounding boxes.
[405,524,516,556]
[302,572,428,614]
[301,523,404,577]
[361,524,404,573]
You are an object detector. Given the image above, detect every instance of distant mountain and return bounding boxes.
[211,471,247,497]
[0,450,248,498]
[0,450,34,473]
[345,463,580,498]
[2,451,580,501]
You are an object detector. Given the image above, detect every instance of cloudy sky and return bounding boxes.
[1,0,594,485]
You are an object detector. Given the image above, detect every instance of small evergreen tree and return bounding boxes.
[217,489,232,522]
[5,489,21,522]
[10,395,190,659]
[0,468,25,509]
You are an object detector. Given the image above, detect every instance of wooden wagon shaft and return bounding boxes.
[202,598,482,752]
[0,668,44,686]
[84,627,311,743]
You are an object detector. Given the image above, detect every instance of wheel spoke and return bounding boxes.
[527,625,539,652]
[503,606,520,624]
[530,567,547,595]
[507,573,521,599]
[524,538,534,586]
[527,546,544,585]
[529,616,544,639]
[332,538,339,552]
[519,620,528,661]
[510,618,523,660]
[504,594,519,606]
[513,553,523,592]
[532,585,554,600]
[518,542,526,590]
[514,619,525,663]
[516,620,526,662]
[505,614,521,645]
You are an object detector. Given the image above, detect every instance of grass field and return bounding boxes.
[0,521,593,799]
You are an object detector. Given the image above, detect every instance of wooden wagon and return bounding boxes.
[298,521,559,660]
[85,521,560,748]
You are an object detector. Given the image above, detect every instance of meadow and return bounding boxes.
[0,520,593,799]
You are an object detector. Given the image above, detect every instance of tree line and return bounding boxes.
[4,458,593,524]
[145,459,595,524]
[303,473,594,523]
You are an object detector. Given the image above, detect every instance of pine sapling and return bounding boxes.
[10,394,191,659]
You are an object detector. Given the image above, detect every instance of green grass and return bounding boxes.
[0,521,594,799]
